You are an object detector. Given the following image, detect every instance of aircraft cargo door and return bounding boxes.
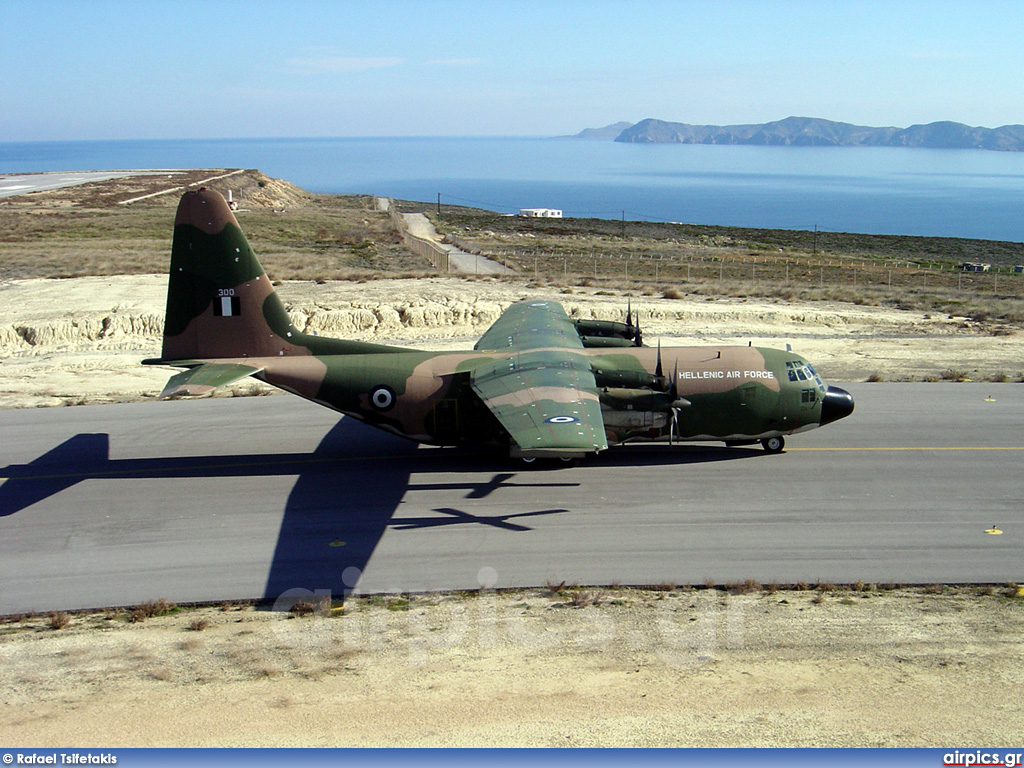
[429,398,460,444]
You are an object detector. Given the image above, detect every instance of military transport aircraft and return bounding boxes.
[143,189,853,461]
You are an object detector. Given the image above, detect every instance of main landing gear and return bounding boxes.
[519,455,582,468]
[726,436,786,454]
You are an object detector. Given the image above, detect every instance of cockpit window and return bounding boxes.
[789,360,826,392]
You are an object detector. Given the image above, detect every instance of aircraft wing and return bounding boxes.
[471,301,608,456]
[474,299,585,352]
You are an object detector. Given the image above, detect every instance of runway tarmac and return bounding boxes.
[0,171,161,198]
[1,383,1021,614]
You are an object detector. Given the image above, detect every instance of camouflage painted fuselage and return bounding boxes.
[213,344,818,448]
[145,189,853,457]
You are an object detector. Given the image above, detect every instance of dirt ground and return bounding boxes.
[1,586,1022,747]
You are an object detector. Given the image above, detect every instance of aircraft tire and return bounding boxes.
[517,456,579,469]
[761,436,785,453]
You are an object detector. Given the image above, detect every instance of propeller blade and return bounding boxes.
[668,359,681,445]
[628,301,643,346]
[655,339,663,379]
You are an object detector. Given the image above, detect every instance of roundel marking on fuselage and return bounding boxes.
[370,385,396,410]
[545,415,579,424]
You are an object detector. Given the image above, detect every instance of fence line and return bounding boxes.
[487,248,1024,296]
[385,199,450,272]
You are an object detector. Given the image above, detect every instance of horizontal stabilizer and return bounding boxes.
[158,362,264,399]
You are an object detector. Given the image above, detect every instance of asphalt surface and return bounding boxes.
[402,212,509,275]
[1,383,1021,613]
[0,171,162,198]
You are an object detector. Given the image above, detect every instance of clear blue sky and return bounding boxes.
[3,0,1023,141]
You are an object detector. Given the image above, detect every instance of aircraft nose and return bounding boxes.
[820,386,855,426]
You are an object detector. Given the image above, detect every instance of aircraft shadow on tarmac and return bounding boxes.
[0,417,764,604]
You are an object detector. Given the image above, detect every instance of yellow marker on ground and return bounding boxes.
[984,525,1002,535]
[985,395,996,402]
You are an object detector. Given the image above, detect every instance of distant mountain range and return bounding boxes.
[572,117,1024,151]
[570,121,635,139]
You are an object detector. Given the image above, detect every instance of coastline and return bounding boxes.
[5,137,1024,240]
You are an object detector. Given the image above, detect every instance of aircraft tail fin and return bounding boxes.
[145,188,409,395]
[155,188,301,362]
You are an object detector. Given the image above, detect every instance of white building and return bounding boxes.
[519,208,562,218]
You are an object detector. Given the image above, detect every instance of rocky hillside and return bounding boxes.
[616,116,1024,150]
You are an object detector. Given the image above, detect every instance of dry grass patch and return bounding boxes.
[129,598,177,623]
[0,173,428,280]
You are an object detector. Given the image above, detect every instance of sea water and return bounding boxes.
[3,136,1024,242]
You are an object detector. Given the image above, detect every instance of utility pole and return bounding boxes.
[437,193,441,216]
